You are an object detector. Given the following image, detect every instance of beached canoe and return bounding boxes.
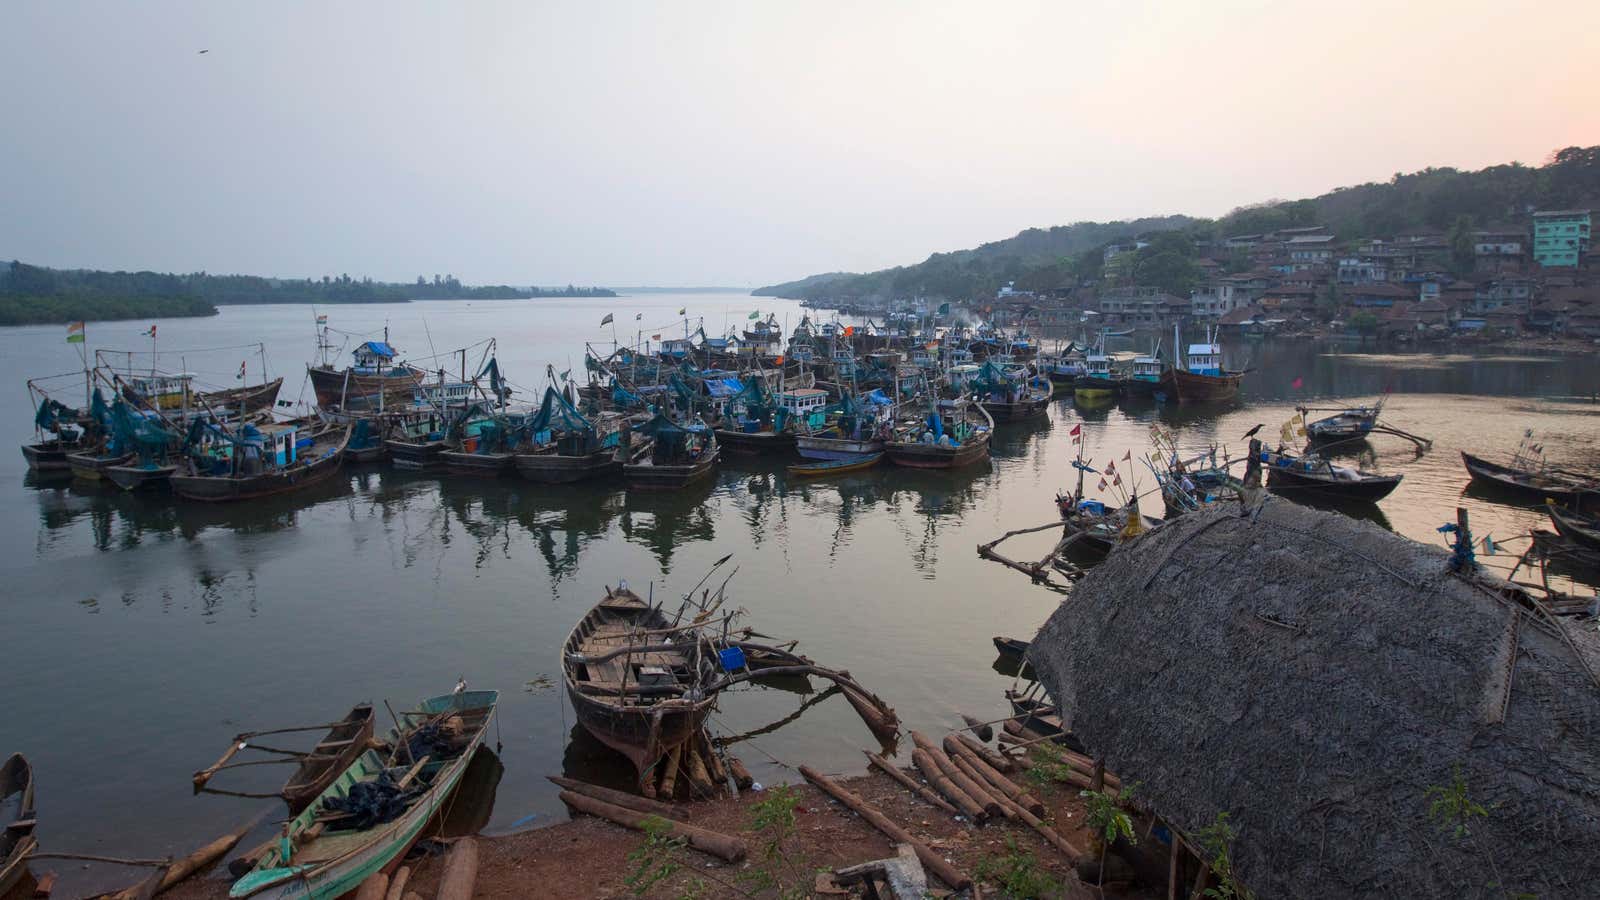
[787,452,883,478]
[1,753,37,899]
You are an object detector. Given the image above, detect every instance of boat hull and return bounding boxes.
[884,439,990,469]
[713,428,797,455]
[21,441,75,472]
[307,365,424,411]
[1,753,36,900]
[624,453,719,490]
[787,452,883,478]
[1548,503,1600,552]
[106,463,178,491]
[1157,368,1243,404]
[385,439,449,472]
[1266,465,1402,502]
[796,433,883,461]
[515,448,620,484]
[171,434,348,502]
[1462,452,1600,508]
[67,451,133,481]
[438,450,516,476]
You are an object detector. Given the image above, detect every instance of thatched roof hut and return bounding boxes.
[1027,501,1600,899]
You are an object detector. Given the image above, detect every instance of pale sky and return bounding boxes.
[2,1,1596,286]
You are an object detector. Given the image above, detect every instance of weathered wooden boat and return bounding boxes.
[1462,451,1600,508]
[884,400,992,469]
[307,337,426,411]
[22,381,93,473]
[563,586,717,787]
[1072,347,1122,400]
[0,753,36,899]
[992,636,1029,660]
[795,427,884,461]
[171,423,350,502]
[1054,495,1163,560]
[1120,349,1164,398]
[123,373,284,417]
[787,452,883,478]
[228,689,497,900]
[67,447,134,481]
[342,419,387,464]
[106,460,179,491]
[21,439,76,473]
[1262,448,1403,503]
[1304,405,1380,443]
[1158,333,1243,403]
[973,362,1053,422]
[193,704,378,814]
[1548,502,1600,553]
[622,414,719,490]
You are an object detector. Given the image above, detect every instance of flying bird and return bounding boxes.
[1241,423,1265,440]
[198,49,208,54]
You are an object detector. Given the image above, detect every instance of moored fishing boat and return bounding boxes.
[1073,336,1121,401]
[0,753,36,899]
[992,636,1029,660]
[307,332,426,412]
[1303,403,1381,444]
[1157,326,1244,403]
[622,414,719,490]
[515,386,628,484]
[1261,447,1403,503]
[711,374,800,455]
[193,704,378,814]
[796,391,892,460]
[227,689,497,900]
[1121,342,1164,398]
[122,372,284,418]
[1035,346,1085,385]
[973,361,1053,422]
[1462,439,1600,508]
[171,422,350,502]
[883,398,992,469]
[1547,501,1600,553]
[787,451,883,478]
[22,376,95,474]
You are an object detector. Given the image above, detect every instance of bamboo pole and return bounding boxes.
[384,866,411,900]
[944,735,1044,817]
[547,776,688,821]
[911,748,985,821]
[435,838,478,900]
[798,766,972,892]
[864,751,958,816]
[951,731,1014,773]
[911,732,1002,820]
[557,792,747,862]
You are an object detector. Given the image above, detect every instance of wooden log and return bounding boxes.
[435,837,478,900]
[547,776,688,821]
[948,755,1082,864]
[32,872,57,898]
[947,754,1018,822]
[404,894,423,900]
[727,755,754,791]
[952,731,1014,774]
[910,732,1003,820]
[800,766,972,892]
[351,872,388,900]
[911,748,985,822]
[557,791,747,862]
[944,735,1045,817]
[865,751,958,816]
[104,813,262,899]
[384,866,411,900]
[1168,832,1180,900]
[699,733,729,788]
[960,714,994,743]
[684,742,717,799]
[840,685,900,744]
[657,744,683,799]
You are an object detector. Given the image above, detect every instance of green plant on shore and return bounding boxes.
[738,785,809,899]
[1022,746,1081,791]
[1080,783,1138,894]
[1425,764,1488,840]
[975,836,1063,899]
[1194,812,1254,900]
[625,816,687,896]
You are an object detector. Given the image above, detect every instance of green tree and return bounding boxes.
[1447,215,1476,276]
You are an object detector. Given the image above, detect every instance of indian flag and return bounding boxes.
[66,321,85,344]
[316,314,328,325]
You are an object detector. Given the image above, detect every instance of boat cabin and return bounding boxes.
[780,388,829,418]
[414,380,476,407]
[126,373,195,410]
[1084,354,1114,379]
[1185,343,1223,376]
[353,341,400,373]
[946,363,982,390]
[1131,356,1163,381]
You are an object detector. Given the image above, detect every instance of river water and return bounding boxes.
[3,295,1598,894]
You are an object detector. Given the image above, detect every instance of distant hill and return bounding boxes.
[757,145,1600,301]
[0,261,614,325]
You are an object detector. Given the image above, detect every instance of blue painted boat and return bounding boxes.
[787,452,883,478]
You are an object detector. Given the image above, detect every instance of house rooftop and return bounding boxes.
[1533,209,1591,217]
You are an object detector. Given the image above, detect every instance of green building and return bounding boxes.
[1532,209,1591,267]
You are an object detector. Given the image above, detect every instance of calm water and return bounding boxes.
[4,297,1598,894]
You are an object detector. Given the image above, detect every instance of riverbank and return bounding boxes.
[161,764,1142,899]
[0,294,218,326]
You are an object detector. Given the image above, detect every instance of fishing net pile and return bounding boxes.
[1027,501,1600,899]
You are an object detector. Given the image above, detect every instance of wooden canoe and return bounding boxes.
[281,705,376,814]
[1548,502,1600,553]
[787,452,883,478]
[991,636,1029,660]
[1463,452,1600,507]
[1,753,36,899]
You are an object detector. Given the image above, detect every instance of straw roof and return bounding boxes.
[1027,501,1600,899]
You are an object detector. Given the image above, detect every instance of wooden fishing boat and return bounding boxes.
[1548,502,1600,553]
[106,460,179,491]
[171,424,350,502]
[976,367,1053,423]
[1462,451,1600,508]
[307,338,426,411]
[992,636,1029,660]
[123,375,284,417]
[228,689,497,900]
[562,586,716,788]
[1304,406,1380,443]
[438,445,516,476]
[1,753,36,899]
[787,452,883,478]
[21,438,80,473]
[796,427,883,461]
[280,705,378,814]
[1054,496,1163,560]
[712,425,797,455]
[1158,327,1244,404]
[1262,448,1403,503]
[1073,344,1121,400]
[67,447,134,481]
[884,400,992,470]
[622,415,719,491]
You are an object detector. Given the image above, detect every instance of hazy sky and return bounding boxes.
[3,2,1596,286]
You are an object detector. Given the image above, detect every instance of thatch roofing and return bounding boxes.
[1027,501,1600,900]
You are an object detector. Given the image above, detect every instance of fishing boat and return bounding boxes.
[1,754,36,899]
[1157,325,1244,403]
[622,414,719,490]
[1073,337,1121,401]
[194,704,378,814]
[884,399,993,469]
[1120,342,1164,398]
[1462,446,1600,509]
[1303,404,1381,444]
[439,416,525,477]
[106,459,180,491]
[711,375,799,454]
[342,419,387,464]
[562,585,717,788]
[22,377,94,473]
[171,422,350,502]
[227,689,497,900]
[1547,502,1600,553]
[787,452,883,478]
[1054,495,1162,561]
[20,436,81,474]
[122,372,284,418]
[796,392,893,460]
[515,387,627,484]
[1034,346,1085,384]
[1261,447,1403,502]
[992,636,1029,660]
[973,361,1053,422]
[307,333,426,412]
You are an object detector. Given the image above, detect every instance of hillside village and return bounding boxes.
[824,208,1598,342]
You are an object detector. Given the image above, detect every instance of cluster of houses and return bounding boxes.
[1010,209,1600,340]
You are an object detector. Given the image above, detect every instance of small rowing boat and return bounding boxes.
[229,690,497,900]
[992,636,1029,660]
[1262,448,1403,503]
[1548,502,1600,553]
[1,754,36,898]
[1463,451,1600,508]
[787,452,883,478]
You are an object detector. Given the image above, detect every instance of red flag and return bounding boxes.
[1122,450,1132,461]
[1105,460,1116,474]
[1113,473,1122,486]
[1097,478,1107,491]
[1291,376,1304,389]
[1069,424,1081,435]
